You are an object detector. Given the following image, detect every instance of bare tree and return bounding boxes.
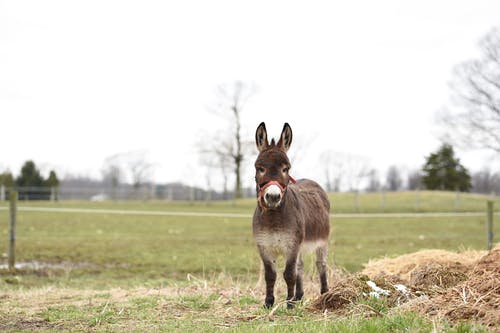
[208,81,257,199]
[199,139,233,199]
[319,150,345,192]
[366,169,381,192]
[102,150,154,199]
[102,154,123,200]
[439,27,500,154]
[407,169,422,190]
[471,168,500,194]
[386,165,403,191]
[126,150,153,195]
[319,151,370,192]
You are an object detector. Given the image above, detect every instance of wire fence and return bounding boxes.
[0,184,256,201]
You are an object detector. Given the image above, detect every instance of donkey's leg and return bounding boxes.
[262,258,277,308]
[315,244,329,294]
[258,247,277,309]
[283,252,298,309]
[294,255,304,302]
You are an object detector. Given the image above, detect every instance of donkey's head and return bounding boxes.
[254,122,294,210]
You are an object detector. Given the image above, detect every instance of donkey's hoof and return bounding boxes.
[286,301,295,309]
[264,297,274,309]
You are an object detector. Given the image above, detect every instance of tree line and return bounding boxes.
[0,161,59,200]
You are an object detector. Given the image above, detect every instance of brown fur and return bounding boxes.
[252,122,331,308]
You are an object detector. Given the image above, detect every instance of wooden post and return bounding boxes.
[486,200,494,251]
[0,185,5,201]
[8,190,18,271]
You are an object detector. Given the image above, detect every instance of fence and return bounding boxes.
[0,183,260,201]
[1,186,499,214]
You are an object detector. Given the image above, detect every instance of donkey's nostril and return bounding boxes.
[265,193,280,202]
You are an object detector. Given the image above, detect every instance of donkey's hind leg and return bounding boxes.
[315,244,329,294]
[294,255,304,301]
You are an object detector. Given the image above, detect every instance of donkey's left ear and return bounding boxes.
[277,123,292,152]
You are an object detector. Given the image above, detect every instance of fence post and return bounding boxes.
[486,200,494,251]
[0,185,5,201]
[8,190,18,271]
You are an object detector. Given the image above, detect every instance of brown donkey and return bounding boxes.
[253,122,330,309]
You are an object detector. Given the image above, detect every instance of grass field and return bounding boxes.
[0,191,498,332]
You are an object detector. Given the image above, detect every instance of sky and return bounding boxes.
[1,0,500,190]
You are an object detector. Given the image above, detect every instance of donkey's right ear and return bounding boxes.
[255,122,269,152]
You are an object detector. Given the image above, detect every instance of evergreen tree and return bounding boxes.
[16,161,47,200]
[0,171,14,187]
[16,160,44,187]
[421,144,471,192]
[44,170,59,187]
[45,170,60,200]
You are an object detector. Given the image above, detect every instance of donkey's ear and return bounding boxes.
[255,122,269,152]
[277,123,292,152]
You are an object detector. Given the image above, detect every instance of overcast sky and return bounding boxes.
[1,1,500,190]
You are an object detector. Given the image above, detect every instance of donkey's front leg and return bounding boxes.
[283,253,298,309]
[261,257,277,308]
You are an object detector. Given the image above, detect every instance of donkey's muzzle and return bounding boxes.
[263,184,283,208]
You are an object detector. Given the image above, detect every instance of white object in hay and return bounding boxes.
[366,281,391,298]
[394,284,410,296]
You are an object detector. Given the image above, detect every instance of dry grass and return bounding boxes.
[403,244,500,328]
[2,245,499,331]
[310,244,500,328]
[361,248,486,282]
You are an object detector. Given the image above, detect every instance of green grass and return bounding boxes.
[327,190,499,213]
[0,190,497,331]
[4,291,486,332]
[0,202,495,286]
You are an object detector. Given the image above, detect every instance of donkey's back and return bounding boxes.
[290,179,330,245]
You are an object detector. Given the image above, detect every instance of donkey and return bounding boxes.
[253,122,331,309]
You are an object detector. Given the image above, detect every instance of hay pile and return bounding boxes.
[404,244,500,327]
[361,249,485,282]
[311,244,499,328]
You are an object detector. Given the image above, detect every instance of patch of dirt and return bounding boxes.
[311,244,500,328]
[0,318,61,331]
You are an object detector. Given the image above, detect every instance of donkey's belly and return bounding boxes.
[254,231,298,257]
